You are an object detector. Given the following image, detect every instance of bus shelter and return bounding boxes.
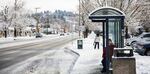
[89,6,125,73]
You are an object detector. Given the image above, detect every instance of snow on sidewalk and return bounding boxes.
[135,53,150,74]
[68,32,104,74]
[68,32,150,74]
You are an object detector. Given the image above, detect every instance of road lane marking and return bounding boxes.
[0,50,21,56]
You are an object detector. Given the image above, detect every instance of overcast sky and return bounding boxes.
[0,0,79,12]
[25,0,79,12]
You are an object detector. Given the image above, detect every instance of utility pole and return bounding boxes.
[34,7,40,34]
[79,0,81,37]
[35,7,40,13]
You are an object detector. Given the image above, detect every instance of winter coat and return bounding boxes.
[102,44,115,60]
[94,37,100,42]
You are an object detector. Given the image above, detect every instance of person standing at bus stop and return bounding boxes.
[94,34,100,49]
[101,39,115,73]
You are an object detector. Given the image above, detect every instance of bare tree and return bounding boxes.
[79,0,94,30]
[0,0,31,37]
[12,0,25,37]
[138,0,150,32]
[0,6,9,37]
[32,14,41,33]
[79,0,150,33]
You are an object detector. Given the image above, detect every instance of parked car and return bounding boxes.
[60,33,65,36]
[126,32,150,47]
[35,33,43,38]
[134,41,150,56]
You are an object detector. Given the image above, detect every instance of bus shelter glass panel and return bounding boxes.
[108,18,122,48]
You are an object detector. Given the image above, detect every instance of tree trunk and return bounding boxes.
[14,27,17,37]
[36,22,39,33]
[4,30,7,38]
[19,29,22,36]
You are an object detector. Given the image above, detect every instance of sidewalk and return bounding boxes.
[67,32,150,74]
[68,33,104,74]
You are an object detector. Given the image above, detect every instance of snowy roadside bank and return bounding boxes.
[0,34,76,49]
[0,48,79,74]
[0,34,59,44]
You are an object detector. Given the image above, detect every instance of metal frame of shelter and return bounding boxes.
[89,6,125,73]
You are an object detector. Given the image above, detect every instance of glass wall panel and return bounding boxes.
[108,19,122,47]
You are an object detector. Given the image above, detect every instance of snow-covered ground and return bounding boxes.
[135,53,150,74]
[0,34,59,44]
[0,36,35,44]
[68,32,103,74]
[0,34,61,49]
[0,45,79,74]
[0,32,149,74]
[0,33,79,74]
[68,32,150,74]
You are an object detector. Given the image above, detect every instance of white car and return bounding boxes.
[126,32,150,46]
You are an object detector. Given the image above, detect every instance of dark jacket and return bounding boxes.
[102,44,115,59]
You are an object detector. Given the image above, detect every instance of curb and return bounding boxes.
[64,48,80,57]
[64,48,80,74]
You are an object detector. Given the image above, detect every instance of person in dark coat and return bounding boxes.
[101,39,115,73]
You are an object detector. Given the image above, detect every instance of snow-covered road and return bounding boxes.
[0,49,79,74]
[0,34,79,74]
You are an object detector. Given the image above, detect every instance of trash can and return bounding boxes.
[112,48,136,74]
[77,40,83,49]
